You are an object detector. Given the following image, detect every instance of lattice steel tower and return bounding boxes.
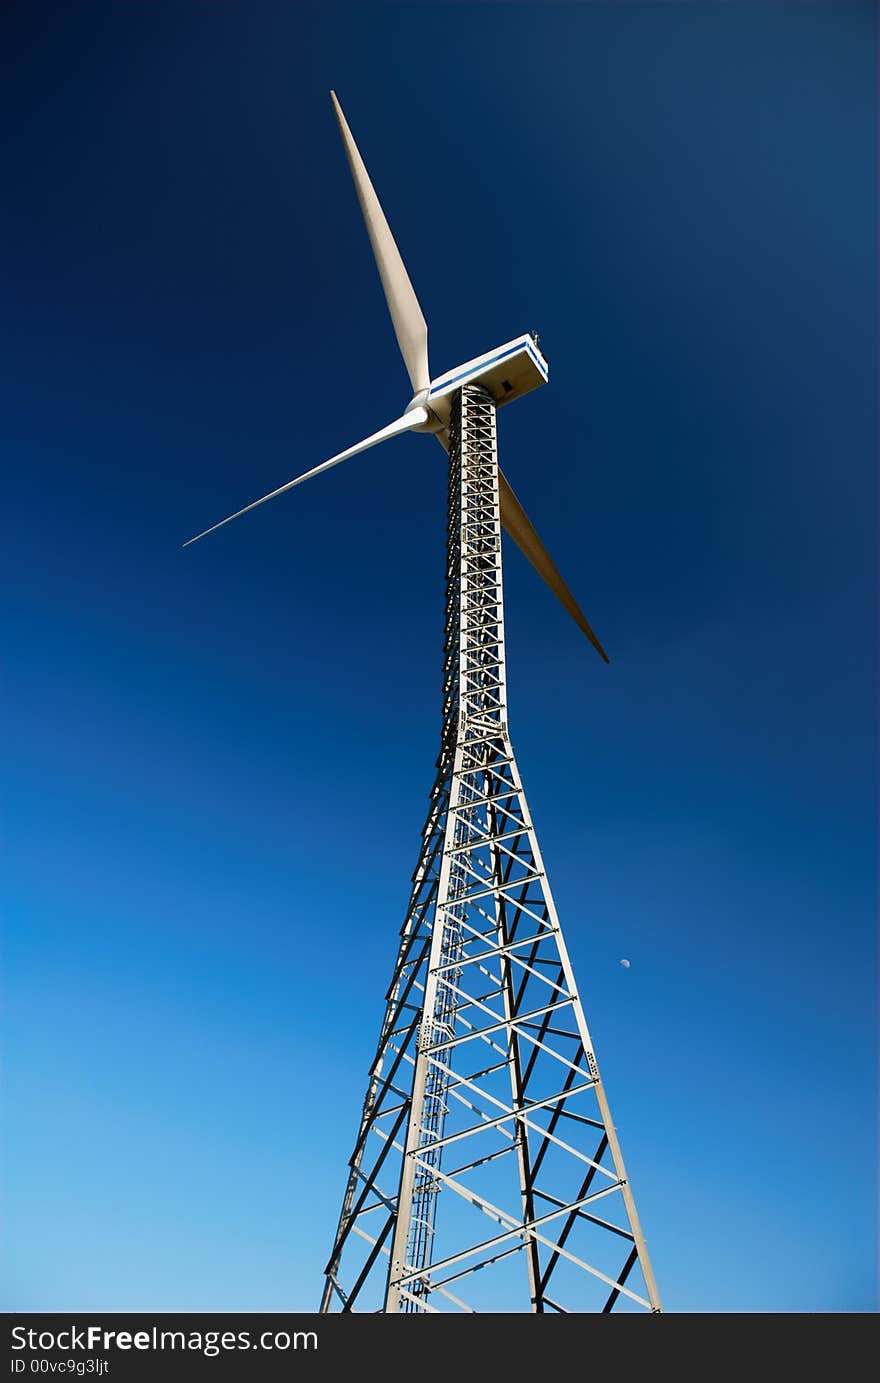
[184,93,662,1315]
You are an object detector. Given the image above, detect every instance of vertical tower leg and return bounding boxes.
[321,384,662,1314]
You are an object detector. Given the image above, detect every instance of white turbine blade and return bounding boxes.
[498,469,610,664]
[183,406,428,548]
[330,90,429,394]
[432,431,609,661]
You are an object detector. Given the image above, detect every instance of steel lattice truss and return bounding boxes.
[320,385,661,1314]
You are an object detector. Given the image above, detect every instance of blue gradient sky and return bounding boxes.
[2,2,876,1312]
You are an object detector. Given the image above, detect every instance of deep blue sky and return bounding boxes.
[2,2,876,1312]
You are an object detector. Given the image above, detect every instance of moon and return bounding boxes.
[619,958,631,969]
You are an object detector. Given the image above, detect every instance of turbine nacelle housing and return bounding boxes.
[423,334,548,429]
[405,335,548,433]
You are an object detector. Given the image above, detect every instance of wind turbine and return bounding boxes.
[185,92,661,1315]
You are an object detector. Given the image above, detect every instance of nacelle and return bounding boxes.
[422,334,549,429]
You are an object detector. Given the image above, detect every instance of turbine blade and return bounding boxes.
[498,469,610,663]
[330,90,429,394]
[183,407,428,548]
[434,433,607,660]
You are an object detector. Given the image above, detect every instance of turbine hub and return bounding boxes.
[406,391,443,433]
